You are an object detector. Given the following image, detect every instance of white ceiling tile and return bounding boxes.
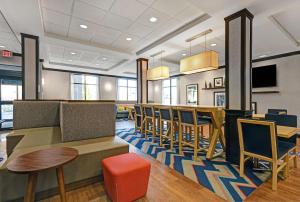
[41,0,74,15]
[136,8,170,28]
[68,28,94,41]
[91,35,115,46]
[42,8,71,27]
[79,51,99,63]
[44,22,69,36]
[47,45,65,58]
[126,22,152,38]
[137,0,155,6]
[152,0,189,17]
[110,0,148,21]
[175,4,204,24]
[63,48,83,60]
[79,0,114,10]
[0,21,11,33]
[69,17,99,33]
[93,25,122,40]
[100,13,133,31]
[73,1,106,24]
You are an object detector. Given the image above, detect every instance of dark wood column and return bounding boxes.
[136,58,148,103]
[21,33,40,100]
[224,9,254,164]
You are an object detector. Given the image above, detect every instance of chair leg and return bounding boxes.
[272,162,278,191]
[240,153,245,177]
[284,155,289,178]
[179,125,183,155]
[159,120,163,146]
[152,118,156,143]
[170,122,174,150]
[193,126,198,161]
[294,148,297,168]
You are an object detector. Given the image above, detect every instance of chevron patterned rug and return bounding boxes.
[116,128,271,202]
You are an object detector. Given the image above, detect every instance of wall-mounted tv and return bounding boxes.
[252,65,277,88]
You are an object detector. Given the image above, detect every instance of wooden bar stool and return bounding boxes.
[157,106,175,150]
[177,107,206,161]
[134,104,144,135]
[142,104,159,142]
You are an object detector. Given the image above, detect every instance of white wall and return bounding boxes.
[41,70,70,99]
[252,54,300,126]
[0,55,21,67]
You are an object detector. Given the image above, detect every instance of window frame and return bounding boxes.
[117,78,137,101]
[71,74,99,100]
[162,78,177,105]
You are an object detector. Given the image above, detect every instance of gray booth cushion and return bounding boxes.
[13,100,60,129]
[60,102,116,142]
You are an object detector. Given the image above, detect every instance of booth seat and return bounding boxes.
[0,100,129,202]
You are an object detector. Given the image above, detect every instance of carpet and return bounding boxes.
[116,128,270,202]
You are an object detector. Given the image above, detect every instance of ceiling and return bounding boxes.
[0,0,300,77]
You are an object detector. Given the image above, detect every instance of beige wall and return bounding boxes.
[41,70,70,99]
[99,76,117,100]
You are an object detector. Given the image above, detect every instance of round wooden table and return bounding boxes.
[7,147,78,202]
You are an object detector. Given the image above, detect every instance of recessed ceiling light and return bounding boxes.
[126,37,132,41]
[0,45,5,48]
[259,54,267,58]
[210,43,217,47]
[68,59,72,62]
[70,52,76,55]
[182,53,187,56]
[102,57,107,61]
[149,17,157,22]
[80,24,88,29]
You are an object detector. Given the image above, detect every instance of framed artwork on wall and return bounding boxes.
[214,77,224,87]
[186,84,198,105]
[214,91,225,107]
[251,102,257,114]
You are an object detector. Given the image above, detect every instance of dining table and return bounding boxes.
[142,103,225,160]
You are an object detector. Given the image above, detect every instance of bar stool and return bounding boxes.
[197,112,213,143]
[157,106,175,150]
[142,104,159,142]
[134,104,144,134]
[177,107,206,161]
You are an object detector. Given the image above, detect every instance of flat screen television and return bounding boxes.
[252,65,277,88]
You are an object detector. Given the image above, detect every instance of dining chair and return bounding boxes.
[265,113,298,168]
[157,106,175,150]
[142,104,159,142]
[134,104,144,135]
[177,107,206,161]
[237,118,295,190]
[268,109,287,115]
[197,112,213,142]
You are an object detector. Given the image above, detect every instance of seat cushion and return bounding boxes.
[277,140,296,159]
[197,118,211,125]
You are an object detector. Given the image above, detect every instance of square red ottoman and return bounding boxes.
[102,153,151,202]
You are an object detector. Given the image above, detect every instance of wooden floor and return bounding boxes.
[1,122,300,202]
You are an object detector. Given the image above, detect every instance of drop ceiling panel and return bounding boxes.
[68,28,94,41]
[152,0,190,17]
[80,51,99,63]
[100,13,133,31]
[73,1,106,24]
[44,22,68,36]
[136,8,170,28]
[41,0,74,15]
[110,0,148,21]
[42,8,71,27]
[126,22,152,38]
[79,0,114,10]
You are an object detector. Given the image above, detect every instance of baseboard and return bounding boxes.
[8,175,103,202]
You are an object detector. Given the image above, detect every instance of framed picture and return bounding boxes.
[251,102,257,114]
[186,84,198,105]
[214,91,225,107]
[214,77,223,87]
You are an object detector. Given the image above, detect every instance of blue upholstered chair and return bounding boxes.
[268,109,287,115]
[265,113,298,168]
[177,107,207,161]
[197,112,213,141]
[157,106,176,149]
[142,104,159,142]
[134,104,144,134]
[237,119,295,190]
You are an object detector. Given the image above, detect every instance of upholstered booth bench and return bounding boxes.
[0,100,129,202]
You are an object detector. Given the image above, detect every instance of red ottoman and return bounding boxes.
[102,153,151,202]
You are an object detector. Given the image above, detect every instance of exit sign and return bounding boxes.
[2,50,12,57]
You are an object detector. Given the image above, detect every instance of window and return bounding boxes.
[71,74,99,100]
[162,78,177,105]
[117,78,137,101]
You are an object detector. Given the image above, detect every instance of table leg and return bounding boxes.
[206,128,219,159]
[56,167,67,202]
[25,172,38,202]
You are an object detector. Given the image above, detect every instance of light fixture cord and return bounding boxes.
[189,41,192,56]
[205,33,207,52]
[160,51,162,66]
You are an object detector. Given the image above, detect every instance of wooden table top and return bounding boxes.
[252,114,265,119]
[277,125,300,139]
[7,147,78,174]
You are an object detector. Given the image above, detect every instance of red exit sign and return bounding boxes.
[2,50,12,58]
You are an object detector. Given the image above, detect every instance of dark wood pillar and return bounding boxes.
[136,58,148,103]
[21,33,39,100]
[224,9,254,164]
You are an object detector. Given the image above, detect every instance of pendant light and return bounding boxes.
[180,29,219,74]
[147,50,170,80]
